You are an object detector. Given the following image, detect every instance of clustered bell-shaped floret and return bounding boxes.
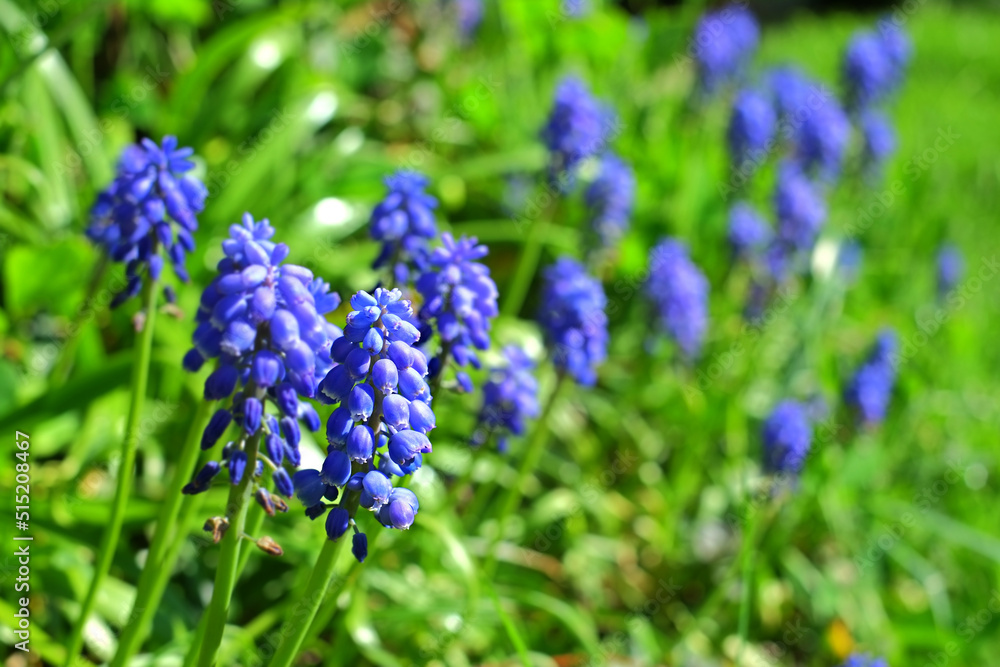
[181,213,341,512]
[585,153,635,245]
[792,95,851,180]
[86,136,207,307]
[474,345,540,453]
[415,233,499,392]
[762,400,813,476]
[293,288,435,561]
[860,110,896,175]
[727,202,771,258]
[773,161,827,254]
[843,25,909,110]
[645,239,710,360]
[538,258,608,386]
[370,171,439,285]
[844,329,898,426]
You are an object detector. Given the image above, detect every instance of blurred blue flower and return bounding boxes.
[541,77,615,184]
[728,89,776,170]
[586,153,636,244]
[762,400,812,476]
[416,233,498,389]
[767,65,815,123]
[774,162,826,253]
[453,0,483,41]
[843,29,901,109]
[87,136,207,307]
[794,95,851,180]
[845,328,898,426]
[842,654,888,667]
[182,213,341,508]
[728,202,770,257]
[646,239,710,359]
[860,110,896,174]
[936,243,964,296]
[538,258,608,386]
[299,288,435,559]
[371,171,439,285]
[876,18,912,85]
[474,345,540,452]
[562,0,589,18]
[692,4,759,94]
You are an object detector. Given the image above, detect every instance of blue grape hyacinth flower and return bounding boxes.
[762,400,813,476]
[585,153,636,245]
[86,136,207,307]
[474,345,540,452]
[541,77,615,186]
[767,66,816,125]
[181,214,341,520]
[843,30,896,109]
[453,0,483,41]
[842,654,888,667]
[794,95,851,180]
[728,202,770,258]
[415,233,499,391]
[538,258,608,386]
[936,243,964,296]
[860,110,896,175]
[774,162,827,254]
[646,239,710,359]
[370,171,439,285]
[296,288,434,560]
[728,89,776,171]
[692,4,759,94]
[845,329,898,426]
[876,19,912,86]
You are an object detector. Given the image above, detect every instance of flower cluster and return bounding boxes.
[585,153,636,245]
[762,400,813,476]
[295,288,434,561]
[645,240,710,359]
[474,345,540,452]
[936,243,964,296]
[692,4,759,94]
[538,258,608,386]
[860,109,896,174]
[767,65,817,123]
[843,22,910,110]
[370,171,439,285]
[841,654,888,667]
[181,214,341,517]
[727,89,776,169]
[415,233,499,391]
[86,136,207,307]
[453,0,483,41]
[541,77,614,183]
[728,202,770,258]
[773,162,827,254]
[844,329,898,426]
[793,94,850,180]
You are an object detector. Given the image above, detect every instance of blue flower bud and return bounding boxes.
[326,407,354,447]
[205,365,239,400]
[183,348,205,372]
[280,416,300,447]
[320,449,352,487]
[387,498,415,530]
[362,470,392,507]
[201,409,233,450]
[305,503,328,520]
[320,365,355,404]
[265,433,284,465]
[228,450,248,484]
[252,351,283,388]
[243,397,262,435]
[182,461,221,494]
[270,310,300,350]
[346,471,366,491]
[363,327,384,354]
[331,336,354,363]
[345,347,372,379]
[326,507,351,540]
[272,467,294,497]
[388,430,432,466]
[298,403,321,432]
[352,532,368,563]
[407,400,436,434]
[294,469,326,507]
[387,340,413,369]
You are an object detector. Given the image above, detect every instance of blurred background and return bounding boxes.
[1,0,999,665]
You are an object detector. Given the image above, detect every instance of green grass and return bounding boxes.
[1,0,999,665]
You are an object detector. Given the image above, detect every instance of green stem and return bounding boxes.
[736,490,763,666]
[197,389,265,667]
[236,503,266,573]
[63,278,158,666]
[501,219,548,318]
[482,374,565,579]
[109,398,214,666]
[267,535,349,667]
